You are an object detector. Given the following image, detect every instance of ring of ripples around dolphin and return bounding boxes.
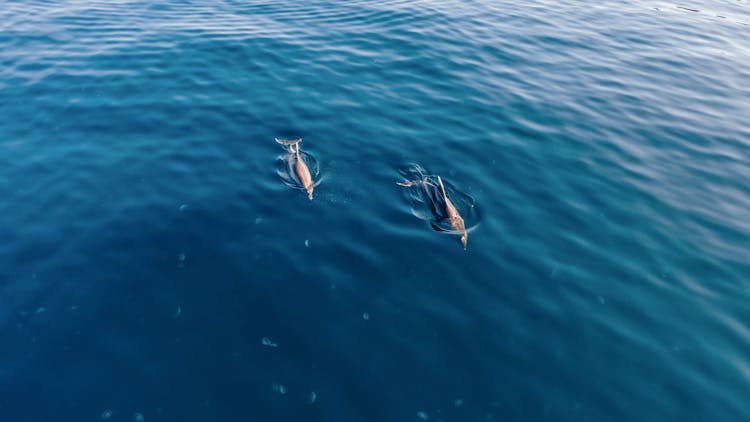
[398,163,481,235]
[276,151,322,191]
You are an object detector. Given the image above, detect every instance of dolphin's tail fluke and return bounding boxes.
[276,138,302,155]
[276,137,302,154]
[275,137,302,146]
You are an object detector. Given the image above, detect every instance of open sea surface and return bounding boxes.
[2,1,749,420]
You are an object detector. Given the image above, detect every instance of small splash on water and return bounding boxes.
[173,306,182,318]
[261,337,278,348]
[362,312,370,320]
[272,383,286,394]
[101,409,113,420]
[417,410,429,420]
[454,399,464,407]
[308,391,317,404]
[133,412,145,422]
[549,263,559,278]
[305,239,310,247]
[178,204,188,212]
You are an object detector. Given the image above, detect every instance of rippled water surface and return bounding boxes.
[2,1,749,420]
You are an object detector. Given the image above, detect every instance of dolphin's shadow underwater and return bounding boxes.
[397,163,480,249]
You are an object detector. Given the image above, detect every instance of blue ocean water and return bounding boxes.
[1,0,749,420]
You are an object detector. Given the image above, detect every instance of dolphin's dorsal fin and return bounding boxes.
[437,176,448,202]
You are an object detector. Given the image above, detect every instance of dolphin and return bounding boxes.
[397,174,468,249]
[275,137,314,200]
[437,176,468,249]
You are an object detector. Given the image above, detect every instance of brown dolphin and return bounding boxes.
[275,137,314,200]
[437,176,468,249]
[397,174,468,249]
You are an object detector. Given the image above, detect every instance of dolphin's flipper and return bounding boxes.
[398,177,438,188]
